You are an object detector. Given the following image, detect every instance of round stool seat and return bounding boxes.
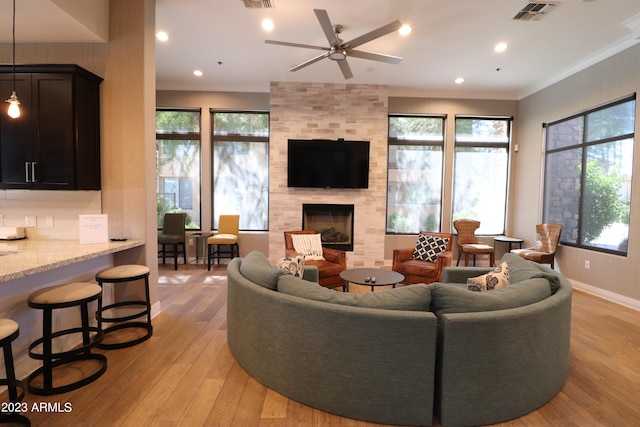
[28,282,102,308]
[96,265,153,349]
[27,282,106,396]
[0,319,19,341]
[96,265,150,281]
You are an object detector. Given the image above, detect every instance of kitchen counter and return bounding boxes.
[0,239,145,283]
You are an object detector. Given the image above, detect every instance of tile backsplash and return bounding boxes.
[0,190,102,240]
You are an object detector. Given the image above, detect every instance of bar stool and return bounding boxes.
[27,282,107,396]
[0,319,30,426]
[95,265,152,349]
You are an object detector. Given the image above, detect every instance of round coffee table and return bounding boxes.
[339,268,405,292]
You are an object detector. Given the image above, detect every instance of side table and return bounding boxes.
[493,236,524,252]
[189,232,213,266]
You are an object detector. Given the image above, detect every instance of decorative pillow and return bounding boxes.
[278,275,432,311]
[291,233,325,261]
[410,234,450,262]
[276,255,305,278]
[467,262,510,292]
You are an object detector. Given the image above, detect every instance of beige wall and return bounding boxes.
[514,43,640,308]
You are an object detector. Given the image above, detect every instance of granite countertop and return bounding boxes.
[0,239,145,283]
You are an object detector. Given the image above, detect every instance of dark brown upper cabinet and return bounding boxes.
[0,65,102,190]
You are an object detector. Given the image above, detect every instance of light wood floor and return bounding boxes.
[10,263,640,426]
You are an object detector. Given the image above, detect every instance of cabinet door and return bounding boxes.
[31,74,74,189]
[0,74,33,188]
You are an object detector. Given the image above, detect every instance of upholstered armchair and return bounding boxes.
[511,223,563,268]
[283,230,347,290]
[392,232,453,285]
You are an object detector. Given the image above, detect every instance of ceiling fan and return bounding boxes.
[265,9,403,79]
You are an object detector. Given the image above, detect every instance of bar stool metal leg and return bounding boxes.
[0,319,30,426]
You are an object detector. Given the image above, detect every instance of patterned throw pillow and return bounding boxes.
[467,262,510,292]
[410,234,450,262]
[276,255,305,278]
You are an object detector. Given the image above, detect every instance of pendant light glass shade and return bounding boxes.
[6,91,20,119]
[6,0,20,119]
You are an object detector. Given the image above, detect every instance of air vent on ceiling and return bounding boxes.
[243,0,274,8]
[513,2,559,21]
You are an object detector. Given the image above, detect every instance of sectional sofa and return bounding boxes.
[226,251,572,427]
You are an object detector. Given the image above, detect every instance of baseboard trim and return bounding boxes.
[569,279,640,312]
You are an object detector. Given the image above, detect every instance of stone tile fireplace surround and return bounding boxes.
[268,82,387,268]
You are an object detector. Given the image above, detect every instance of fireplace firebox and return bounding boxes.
[302,204,354,252]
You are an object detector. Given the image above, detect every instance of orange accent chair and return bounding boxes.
[511,223,563,268]
[392,232,454,285]
[284,230,347,290]
[453,219,495,267]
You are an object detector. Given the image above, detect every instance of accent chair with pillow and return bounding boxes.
[392,231,453,285]
[284,230,347,290]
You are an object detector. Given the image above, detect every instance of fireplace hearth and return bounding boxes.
[302,204,354,252]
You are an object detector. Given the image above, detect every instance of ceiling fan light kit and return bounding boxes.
[265,9,403,79]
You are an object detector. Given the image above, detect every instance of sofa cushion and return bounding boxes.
[411,234,450,262]
[239,251,289,290]
[430,277,551,315]
[467,262,510,292]
[277,274,432,311]
[276,255,305,278]
[500,253,562,293]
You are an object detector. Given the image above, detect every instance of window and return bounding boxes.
[452,117,511,235]
[211,111,269,231]
[387,115,445,233]
[156,109,201,229]
[543,95,635,254]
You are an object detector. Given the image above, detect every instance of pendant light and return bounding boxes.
[5,0,20,119]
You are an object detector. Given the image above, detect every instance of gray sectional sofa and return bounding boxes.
[226,251,572,427]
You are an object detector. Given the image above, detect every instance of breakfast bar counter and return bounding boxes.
[0,239,145,283]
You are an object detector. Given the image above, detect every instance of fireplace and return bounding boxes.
[302,204,354,252]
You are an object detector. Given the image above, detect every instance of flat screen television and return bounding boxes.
[287,139,370,189]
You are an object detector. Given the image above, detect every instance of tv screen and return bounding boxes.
[287,139,370,189]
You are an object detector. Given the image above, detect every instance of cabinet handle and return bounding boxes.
[31,162,37,182]
[25,162,30,183]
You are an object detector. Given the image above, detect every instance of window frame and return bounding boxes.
[452,115,513,236]
[156,108,202,230]
[543,94,636,256]
[386,114,447,235]
[210,110,270,232]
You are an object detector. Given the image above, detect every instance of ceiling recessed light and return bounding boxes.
[455,77,465,84]
[399,24,412,36]
[193,70,203,77]
[262,18,274,31]
[494,42,508,52]
[156,31,169,42]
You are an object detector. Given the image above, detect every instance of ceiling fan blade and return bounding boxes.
[289,51,331,72]
[337,59,353,80]
[314,9,341,48]
[348,49,402,64]
[265,40,329,52]
[342,20,402,50]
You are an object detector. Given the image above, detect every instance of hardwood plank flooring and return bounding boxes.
[8,263,640,426]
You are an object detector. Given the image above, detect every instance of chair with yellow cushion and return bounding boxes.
[207,215,240,270]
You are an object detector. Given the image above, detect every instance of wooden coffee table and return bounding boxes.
[339,268,405,292]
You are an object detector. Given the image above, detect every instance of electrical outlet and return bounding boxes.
[189,237,195,246]
[585,260,590,269]
[46,216,54,227]
[25,215,37,227]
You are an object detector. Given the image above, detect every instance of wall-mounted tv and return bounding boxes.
[287,139,370,189]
